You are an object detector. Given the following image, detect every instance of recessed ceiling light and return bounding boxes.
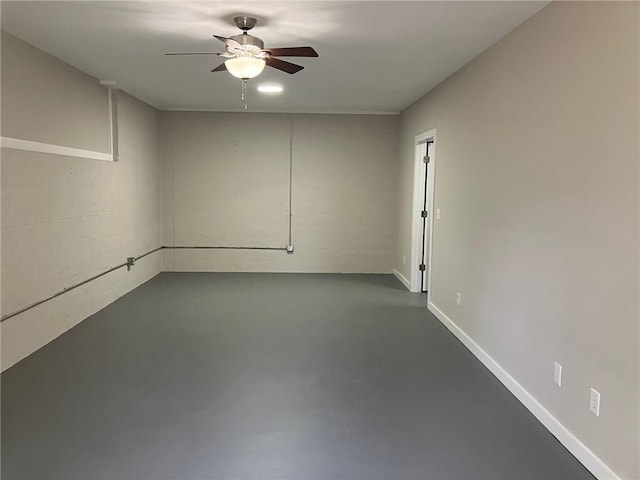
[257,83,283,94]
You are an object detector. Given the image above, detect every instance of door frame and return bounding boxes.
[410,129,437,295]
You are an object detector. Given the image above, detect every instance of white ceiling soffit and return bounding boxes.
[0,1,548,114]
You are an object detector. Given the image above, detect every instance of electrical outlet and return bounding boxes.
[553,362,562,387]
[436,208,441,220]
[456,292,461,307]
[589,388,600,416]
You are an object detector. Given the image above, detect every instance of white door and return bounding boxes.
[420,141,435,292]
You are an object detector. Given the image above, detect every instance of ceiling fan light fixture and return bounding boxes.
[225,57,265,79]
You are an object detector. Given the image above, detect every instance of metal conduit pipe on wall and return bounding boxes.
[0,244,295,323]
[166,246,287,251]
[2,114,298,323]
[0,247,163,323]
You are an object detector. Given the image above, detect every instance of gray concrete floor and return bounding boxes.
[2,273,594,479]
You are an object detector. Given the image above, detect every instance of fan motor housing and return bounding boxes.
[234,16,257,31]
[230,34,264,52]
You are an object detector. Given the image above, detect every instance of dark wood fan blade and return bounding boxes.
[264,47,318,57]
[165,52,221,56]
[211,63,227,72]
[266,57,304,74]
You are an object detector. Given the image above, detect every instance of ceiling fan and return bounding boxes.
[165,16,319,79]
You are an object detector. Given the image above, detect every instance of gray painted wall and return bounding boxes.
[395,3,639,478]
[160,111,399,273]
[1,32,163,370]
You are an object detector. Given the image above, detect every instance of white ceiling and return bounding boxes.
[1,1,547,114]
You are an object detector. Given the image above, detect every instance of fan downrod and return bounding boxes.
[234,16,257,32]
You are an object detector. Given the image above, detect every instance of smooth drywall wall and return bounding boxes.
[161,112,398,272]
[1,32,163,370]
[0,31,110,152]
[396,2,639,478]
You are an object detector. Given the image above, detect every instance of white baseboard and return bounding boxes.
[392,269,411,291]
[427,301,620,480]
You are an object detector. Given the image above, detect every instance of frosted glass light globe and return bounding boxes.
[225,57,266,79]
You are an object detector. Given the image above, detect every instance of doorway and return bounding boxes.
[410,130,436,295]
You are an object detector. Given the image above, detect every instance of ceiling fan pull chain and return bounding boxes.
[241,78,248,110]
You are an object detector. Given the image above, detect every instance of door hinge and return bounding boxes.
[421,210,428,218]
[419,264,426,271]
[423,155,430,164]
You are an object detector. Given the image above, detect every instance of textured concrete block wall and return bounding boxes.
[160,112,399,273]
[1,33,162,370]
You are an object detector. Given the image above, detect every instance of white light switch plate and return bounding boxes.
[590,388,600,417]
[553,362,562,387]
